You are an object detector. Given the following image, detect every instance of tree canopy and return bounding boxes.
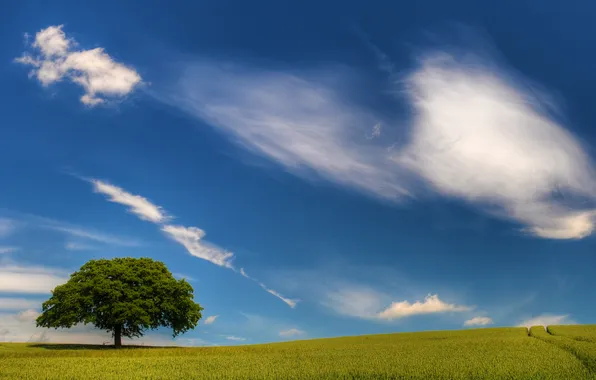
[36,257,202,347]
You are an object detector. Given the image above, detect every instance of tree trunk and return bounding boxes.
[114,325,122,348]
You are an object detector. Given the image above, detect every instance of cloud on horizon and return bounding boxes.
[518,314,575,328]
[0,263,69,294]
[279,328,304,338]
[377,294,472,320]
[162,49,596,240]
[15,25,142,106]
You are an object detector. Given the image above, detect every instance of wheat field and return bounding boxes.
[1,326,596,379]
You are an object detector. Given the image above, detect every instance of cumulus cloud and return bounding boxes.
[377,294,472,320]
[0,263,68,294]
[203,315,218,325]
[164,50,596,239]
[15,25,142,105]
[518,314,574,328]
[91,179,170,223]
[279,328,304,337]
[464,316,494,326]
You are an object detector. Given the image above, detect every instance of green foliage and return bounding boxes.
[2,327,596,379]
[36,257,203,343]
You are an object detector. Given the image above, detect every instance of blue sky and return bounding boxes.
[1,0,596,345]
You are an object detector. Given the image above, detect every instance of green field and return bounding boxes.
[2,326,596,379]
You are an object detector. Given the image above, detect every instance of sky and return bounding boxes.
[1,0,596,346]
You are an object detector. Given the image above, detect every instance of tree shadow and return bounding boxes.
[29,343,181,350]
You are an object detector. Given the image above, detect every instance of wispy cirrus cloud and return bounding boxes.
[86,178,296,307]
[238,268,298,308]
[161,225,234,268]
[464,316,494,327]
[15,25,142,106]
[0,247,18,254]
[161,42,596,240]
[160,61,410,201]
[90,180,170,223]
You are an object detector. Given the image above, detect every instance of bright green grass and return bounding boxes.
[1,327,595,379]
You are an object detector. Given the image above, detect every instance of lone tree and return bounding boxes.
[36,257,202,347]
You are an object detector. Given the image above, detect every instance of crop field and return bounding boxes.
[2,326,596,379]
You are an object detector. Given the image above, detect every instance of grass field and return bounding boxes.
[2,326,596,379]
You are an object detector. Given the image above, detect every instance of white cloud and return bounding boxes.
[396,52,596,239]
[225,335,246,341]
[377,294,472,320]
[518,314,574,328]
[164,51,596,240]
[163,62,410,200]
[85,179,296,307]
[0,218,16,238]
[90,180,170,223]
[16,25,142,106]
[0,298,42,311]
[279,328,304,337]
[204,315,218,325]
[257,282,298,308]
[162,225,234,268]
[32,25,70,57]
[234,267,297,308]
[0,264,68,294]
[464,316,493,326]
[0,247,18,254]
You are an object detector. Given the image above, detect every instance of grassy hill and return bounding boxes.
[2,325,596,379]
